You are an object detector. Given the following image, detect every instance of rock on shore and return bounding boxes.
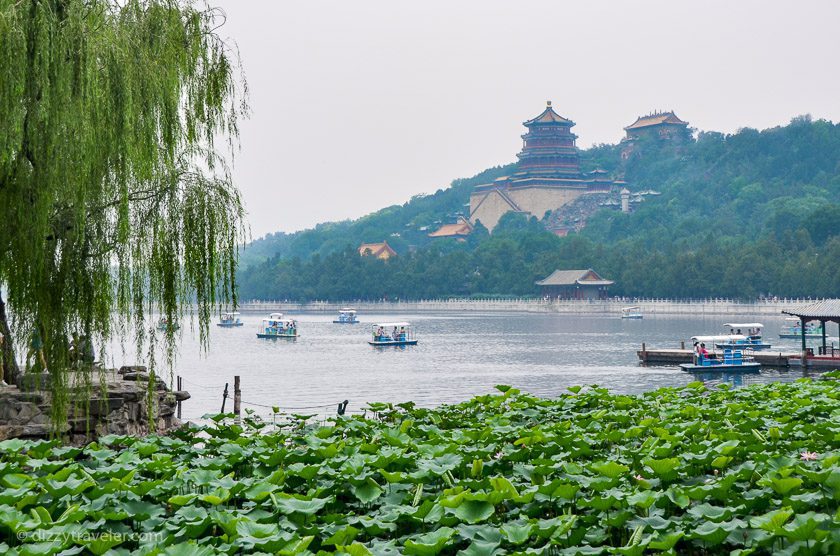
[0,366,190,444]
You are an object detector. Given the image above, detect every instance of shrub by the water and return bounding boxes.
[1,378,839,555]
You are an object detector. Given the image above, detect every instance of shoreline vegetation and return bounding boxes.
[238,118,840,304]
[1,378,838,554]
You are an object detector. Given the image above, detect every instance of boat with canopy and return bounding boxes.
[368,322,418,346]
[333,308,359,324]
[779,317,824,339]
[217,312,243,327]
[712,322,772,350]
[621,306,643,319]
[257,313,298,339]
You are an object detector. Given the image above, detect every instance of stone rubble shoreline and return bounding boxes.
[0,366,190,444]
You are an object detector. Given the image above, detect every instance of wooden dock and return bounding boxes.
[636,346,801,367]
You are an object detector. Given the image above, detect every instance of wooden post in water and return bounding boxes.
[176,376,182,419]
[641,342,647,362]
[234,375,241,425]
[221,382,229,413]
[680,340,685,350]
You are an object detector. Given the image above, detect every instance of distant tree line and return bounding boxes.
[238,116,840,301]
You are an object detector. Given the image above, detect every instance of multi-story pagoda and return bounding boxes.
[469,102,617,231]
[516,101,581,178]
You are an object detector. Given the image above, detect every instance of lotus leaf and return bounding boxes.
[273,494,331,515]
[352,478,384,504]
[0,380,838,554]
[452,500,495,524]
[404,526,455,555]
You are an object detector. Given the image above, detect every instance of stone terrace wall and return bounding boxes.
[237,298,816,316]
[0,367,190,444]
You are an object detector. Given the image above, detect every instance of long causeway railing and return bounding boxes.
[233,298,822,316]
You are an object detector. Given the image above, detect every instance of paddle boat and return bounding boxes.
[680,347,761,372]
[621,306,643,319]
[257,314,298,339]
[156,317,179,332]
[369,322,418,346]
[333,308,359,324]
[713,322,772,350]
[779,317,824,339]
[217,312,243,327]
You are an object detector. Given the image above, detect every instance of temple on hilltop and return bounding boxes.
[621,111,690,161]
[623,110,689,141]
[469,101,620,231]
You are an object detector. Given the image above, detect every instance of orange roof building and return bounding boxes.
[623,111,689,141]
[428,217,473,239]
[358,241,397,260]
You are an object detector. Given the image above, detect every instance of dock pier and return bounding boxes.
[637,345,801,367]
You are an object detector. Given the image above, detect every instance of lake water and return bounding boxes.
[117,312,833,420]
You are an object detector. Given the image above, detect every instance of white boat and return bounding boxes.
[369,322,418,346]
[621,306,643,319]
[779,317,824,339]
[716,322,771,350]
[333,308,358,324]
[257,314,298,339]
[217,311,243,327]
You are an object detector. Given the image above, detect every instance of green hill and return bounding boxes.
[238,116,840,300]
[237,164,513,270]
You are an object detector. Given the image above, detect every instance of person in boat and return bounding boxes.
[375,326,383,341]
[399,326,406,341]
[392,326,399,341]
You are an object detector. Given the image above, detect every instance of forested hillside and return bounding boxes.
[238,116,840,300]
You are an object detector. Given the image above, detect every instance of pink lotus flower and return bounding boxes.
[633,474,645,481]
[800,451,819,461]
[493,451,504,460]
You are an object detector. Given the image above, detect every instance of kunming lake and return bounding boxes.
[115,311,834,420]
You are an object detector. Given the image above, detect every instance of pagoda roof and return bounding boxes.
[358,241,397,259]
[428,217,473,238]
[535,268,614,287]
[524,101,574,126]
[624,111,688,130]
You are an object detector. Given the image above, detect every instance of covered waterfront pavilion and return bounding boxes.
[782,299,840,358]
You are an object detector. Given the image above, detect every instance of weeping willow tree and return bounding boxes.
[0,0,247,428]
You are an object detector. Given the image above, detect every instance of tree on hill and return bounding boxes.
[237,117,840,302]
[0,0,246,427]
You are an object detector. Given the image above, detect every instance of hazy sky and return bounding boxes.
[214,0,840,238]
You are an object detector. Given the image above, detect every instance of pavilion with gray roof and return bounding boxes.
[782,299,840,358]
[536,269,614,300]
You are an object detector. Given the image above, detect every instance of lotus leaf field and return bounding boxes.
[1,378,839,555]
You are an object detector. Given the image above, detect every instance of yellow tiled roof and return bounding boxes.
[624,111,688,130]
[358,242,396,258]
[428,219,473,238]
[524,101,573,126]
